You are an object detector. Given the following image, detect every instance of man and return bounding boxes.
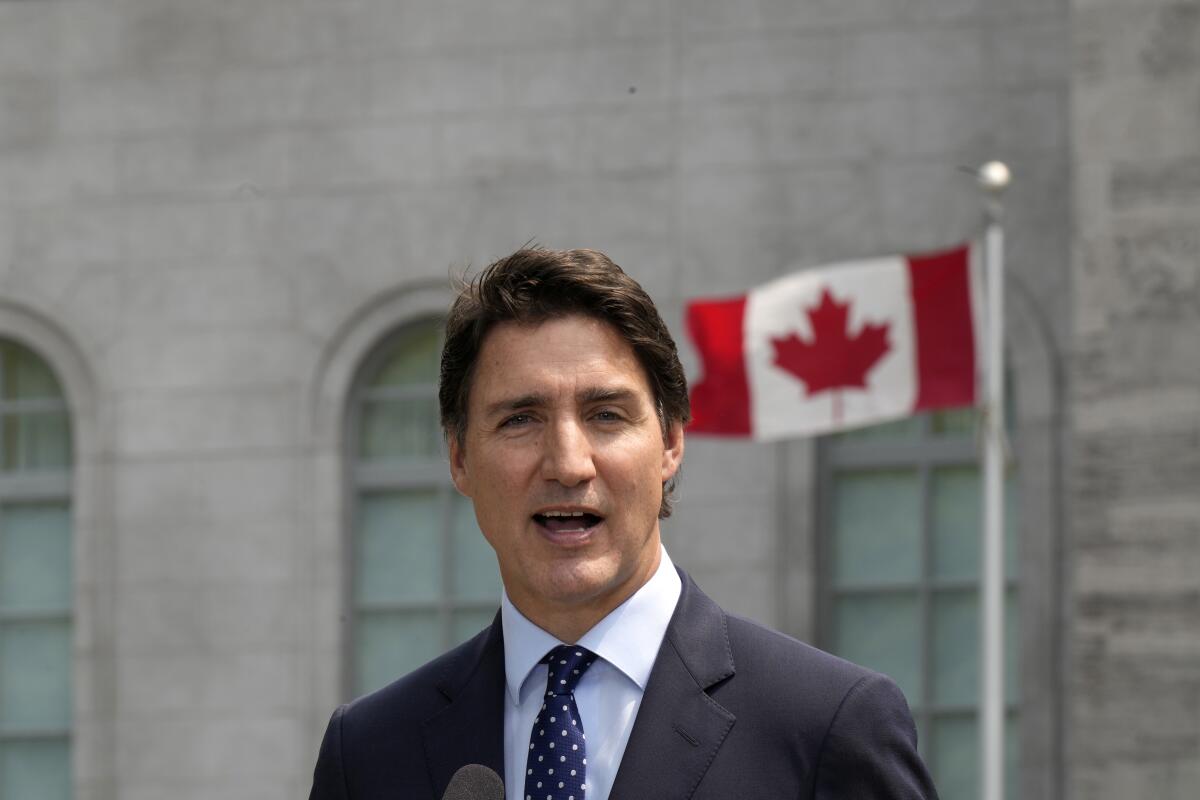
[309,248,938,799]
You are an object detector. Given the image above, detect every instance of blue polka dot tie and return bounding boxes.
[524,645,596,800]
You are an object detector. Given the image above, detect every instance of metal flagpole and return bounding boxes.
[978,160,1010,800]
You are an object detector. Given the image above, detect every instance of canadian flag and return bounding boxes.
[686,245,981,439]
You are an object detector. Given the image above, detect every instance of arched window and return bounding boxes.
[819,406,1019,800]
[0,339,72,800]
[347,318,502,696]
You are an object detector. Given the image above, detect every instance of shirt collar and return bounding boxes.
[501,545,682,705]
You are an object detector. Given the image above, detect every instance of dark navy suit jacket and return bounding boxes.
[309,570,938,799]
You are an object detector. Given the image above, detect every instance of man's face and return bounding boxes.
[448,315,684,630]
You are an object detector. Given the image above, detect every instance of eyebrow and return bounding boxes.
[482,386,640,418]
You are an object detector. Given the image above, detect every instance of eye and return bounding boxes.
[499,413,533,428]
[592,408,623,422]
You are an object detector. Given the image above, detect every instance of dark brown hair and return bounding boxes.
[439,247,690,518]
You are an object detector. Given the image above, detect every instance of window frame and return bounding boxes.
[342,317,499,698]
[816,413,1020,778]
[0,339,74,796]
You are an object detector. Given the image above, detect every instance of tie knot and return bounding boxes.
[543,645,596,696]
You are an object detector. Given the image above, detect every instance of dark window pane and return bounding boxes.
[0,503,71,612]
[1,343,61,401]
[355,491,442,605]
[832,592,922,705]
[832,469,921,586]
[354,611,441,695]
[370,323,442,388]
[358,397,441,461]
[0,621,72,729]
[0,740,71,800]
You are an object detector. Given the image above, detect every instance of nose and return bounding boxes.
[540,418,597,487]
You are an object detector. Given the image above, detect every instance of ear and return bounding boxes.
[448,434,472,498]
[661,421,685,482]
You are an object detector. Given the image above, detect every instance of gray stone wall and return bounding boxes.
[1069,1,1200,797]
[0,1,1117,798]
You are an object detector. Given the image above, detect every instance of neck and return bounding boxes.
[514,545,662,644]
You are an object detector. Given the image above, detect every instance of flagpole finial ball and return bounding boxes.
[978,161,1011,191]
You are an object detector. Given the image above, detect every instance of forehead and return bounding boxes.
[469,315,652,403]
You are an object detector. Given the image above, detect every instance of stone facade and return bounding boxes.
[1068,1,1200,797]
[0,1,1193,798]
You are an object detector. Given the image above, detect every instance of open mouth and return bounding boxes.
[532,510,604,535]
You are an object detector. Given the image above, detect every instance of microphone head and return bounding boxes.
[442,764,504,800]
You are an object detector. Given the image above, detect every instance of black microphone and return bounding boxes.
[441,764,504,800]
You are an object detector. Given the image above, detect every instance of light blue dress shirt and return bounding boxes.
[501,546,682,800]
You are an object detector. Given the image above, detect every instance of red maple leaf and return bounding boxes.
[770,288,892,397]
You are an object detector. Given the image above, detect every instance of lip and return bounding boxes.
[532,504,605,517]
[531,506,605,547]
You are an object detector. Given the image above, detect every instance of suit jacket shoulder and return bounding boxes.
[608,572,937,799]
[720,613,936,798]
[309,619,505,800]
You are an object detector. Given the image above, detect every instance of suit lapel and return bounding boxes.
[609,571,737,800]
[421,617,507,798]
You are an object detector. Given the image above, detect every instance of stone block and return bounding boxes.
[115,714,304,781]
[122,199,267,263]
[112,455,301,526]
[210,64,369,129]
[56,0,128,76]
[989,18,1071,88]
[267,193,406,278]
[1138,2,1200,80]
[0,141,119,207]
[680,0,980,36]
[666,497,776,566]
[275,0,378,63]
[844,27,984,92]
[117,515,307,585]
[440,112,582,181]
[285,122,438,188]
[49,264,126,351]
[0,2,58,77]
[14,205,129,267]
[505,42,672,109]
[678,101,771,170]
[110,384,303,457]
[683,562,777,627]
[673,436,779,501]
[118,651,303,714]
[995,87,1070,153]
[0,75,58,149]
[117,130,289,199]
[895,90,995,158]
[114,0,238,74]
[1073,81,1200,161]
[842,27,986,92]
[1111,157,1200,210]
[679,165,886,293]
[679,32,841,100]
[579,108,677,175]
[369,53,505,117]
[566,0,674,40]
[115,583,304,654]
[875,160,980,248]
[360,0,446,53]
[764,96,909,164]
[104,324,316,389]
[59,72,212,136]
